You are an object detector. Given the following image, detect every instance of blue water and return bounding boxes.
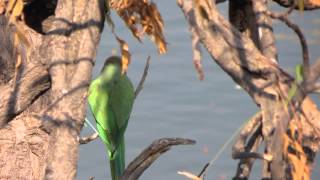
[78,1,320,179]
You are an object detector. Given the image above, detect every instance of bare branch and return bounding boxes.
[266,9,310,78]
[79,133,99,144]
[272,0,320,10]
[121,138,195,180]
[251,0,278,62]
[134,56,150,99]
[232,112,262,158]
[306,57,320,92]
[177,0,284,105]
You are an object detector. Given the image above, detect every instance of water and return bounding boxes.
[78,1,320,179]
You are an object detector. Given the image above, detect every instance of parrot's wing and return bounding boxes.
[88,78,118,150]
[109,75,135,135]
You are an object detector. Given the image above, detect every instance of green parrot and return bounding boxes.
[88,56,134,180]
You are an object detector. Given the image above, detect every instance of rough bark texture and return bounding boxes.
[251,0,278,63]
[0,0,105,179]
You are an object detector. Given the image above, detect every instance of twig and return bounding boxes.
[232,112,262,155]
[272,0,320,10]
[79,133,99,144]
[121,138,195,180]
[306,57,320,92]
[79,118,99,144]
[197,116,251,178]
[266,10,310,79]
[234,131,263,179]
[178,171,202,180]
[134,56,150,99]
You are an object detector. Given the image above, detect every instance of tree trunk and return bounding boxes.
[0,0,105,179]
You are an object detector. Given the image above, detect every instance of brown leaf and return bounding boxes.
[116,35,131,74]
[0,0,5,14]
[6,0,24,23]
[283,121,310,180]
[110,0,167,54]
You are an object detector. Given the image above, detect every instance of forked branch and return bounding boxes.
[121,138,195,180]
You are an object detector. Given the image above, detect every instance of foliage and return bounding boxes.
[110,0,167,54]
[1,0,29,75]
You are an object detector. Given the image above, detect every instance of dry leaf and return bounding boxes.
[5,0,31,75]
[310,0,320,6]
[0,0,5,14]
[10,0,23,17]
[116,36,131,74]
[283,121,310,180]
[6,0,24,23]
[110,0,167,54]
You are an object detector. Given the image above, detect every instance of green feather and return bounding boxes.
[88,56,134,180]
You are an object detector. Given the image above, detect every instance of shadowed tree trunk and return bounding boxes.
[0,0,105,178]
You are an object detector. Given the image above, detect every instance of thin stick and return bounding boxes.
[79,132,99,144]
[121,138,195,180]
[84,117,98,134]
[135,56,151,99]
[198,118,249,178]
[79,118,100,144]
[266,10,310,79]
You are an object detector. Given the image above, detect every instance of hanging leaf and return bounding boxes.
[4,0,31,77]
[10,0,23,17]
[295,64,304,84]
[6,0,24,23]
[110,0,167,54]
[116,35,131,74]
[0,0,5,14]
[298,0,304,12]
[6,0,17,14]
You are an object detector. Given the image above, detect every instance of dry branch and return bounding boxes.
[232,112,262,159]
[251,0,278,62]
[272,0,320,10]
[121,138,195,180]
[79,132,99,144]
[266,9,310,78]
[134,56,150,98]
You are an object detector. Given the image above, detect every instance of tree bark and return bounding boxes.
[0,0,105,179]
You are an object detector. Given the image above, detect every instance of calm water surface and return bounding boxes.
[78,1,320,179]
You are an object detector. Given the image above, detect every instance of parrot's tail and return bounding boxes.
[109,137,125,180]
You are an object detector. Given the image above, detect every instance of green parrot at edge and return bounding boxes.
[88,56,134,180]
